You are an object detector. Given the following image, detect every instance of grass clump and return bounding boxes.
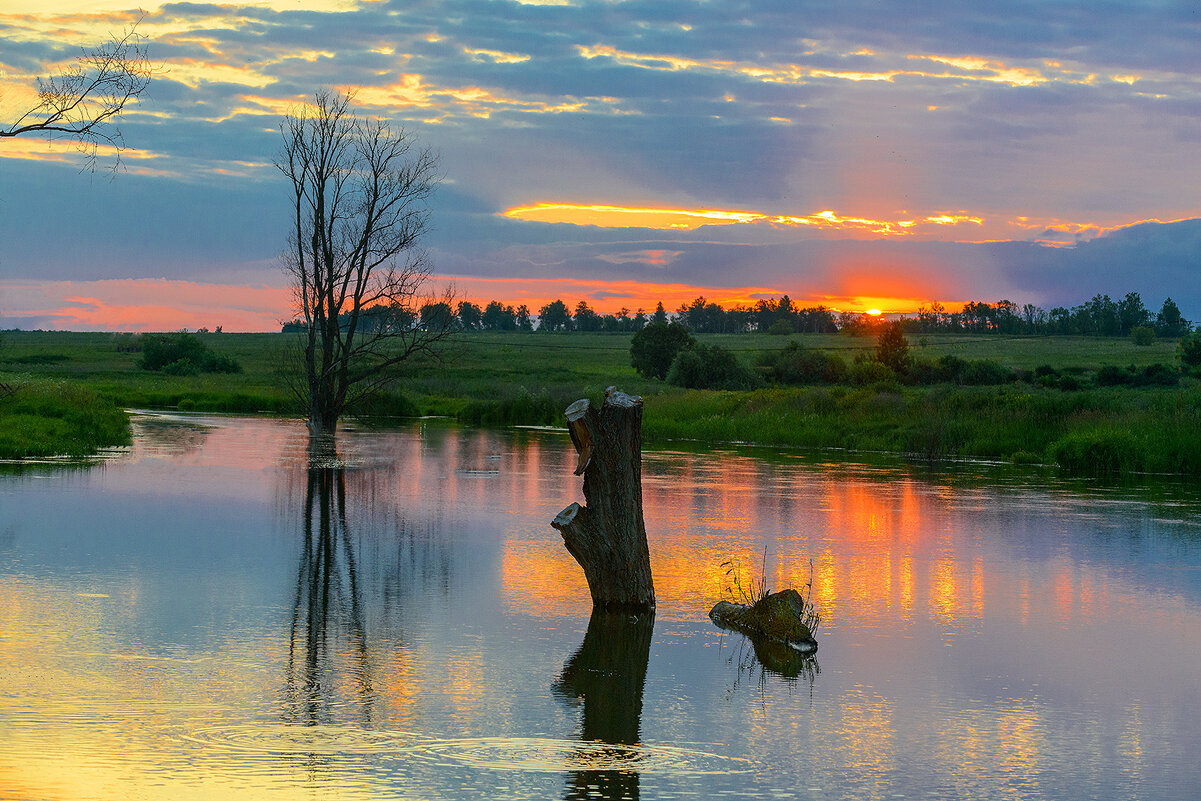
[0,380,130,459]
[720,550,822,637]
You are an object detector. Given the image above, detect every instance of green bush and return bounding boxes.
[667,343,761,390]
[766,318,795,335]
[139,332,242,374]
[630,322,695,380]
[766,342,847,385]
[1130,326,1156,346]
[847,360,896,386]
[875,321,911,373]
[958,359,1014,385]
[1179,333,1201,371]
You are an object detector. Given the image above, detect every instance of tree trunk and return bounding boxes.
[552,387,655,611]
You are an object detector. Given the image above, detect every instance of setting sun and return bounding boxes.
[866,308,882,316]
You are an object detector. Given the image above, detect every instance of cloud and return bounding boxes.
[4,0,1201,328]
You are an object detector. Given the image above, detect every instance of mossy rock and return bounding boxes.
[709,588,818,653]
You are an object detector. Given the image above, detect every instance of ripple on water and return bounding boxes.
[409,737,755,775]
[184,723,429,755]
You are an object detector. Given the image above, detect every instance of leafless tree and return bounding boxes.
[1,22,153,173]
[277,90,451,444]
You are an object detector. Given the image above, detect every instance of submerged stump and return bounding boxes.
[709,589,818,654]
[552,387,655,612]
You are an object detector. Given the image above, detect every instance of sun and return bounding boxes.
[865,308,882,316]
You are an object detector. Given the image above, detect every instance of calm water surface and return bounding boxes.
[2,413,1200,800]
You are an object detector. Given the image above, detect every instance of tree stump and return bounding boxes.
[552,387,655,611]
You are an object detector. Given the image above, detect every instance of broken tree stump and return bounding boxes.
[551,387,655,611]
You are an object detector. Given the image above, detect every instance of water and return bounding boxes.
[2,412,1200,800]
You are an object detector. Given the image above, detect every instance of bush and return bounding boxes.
[1096,365,1129,386]
[667,343,761,390]
[138,332,242,375]
[766,318,794,335]
[958,359,1014,385]
[767,342,847,385]
[1180,333,1201,371]
[1096,363,1178,387]
[1136,362,1178,386]
[1130,326,1156,346]
[847,360,896,386]
[630,322,695,380]
[875,321,910,373]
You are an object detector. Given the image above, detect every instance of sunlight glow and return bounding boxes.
[503,203,987,236]
[503,203,761,229]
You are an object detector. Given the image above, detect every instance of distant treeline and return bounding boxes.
[282,292,1193,338]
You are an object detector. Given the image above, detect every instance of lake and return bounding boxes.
[2,412,1200,800]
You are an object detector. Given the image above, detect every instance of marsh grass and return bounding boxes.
[720,551,822,636]
[0,379,130,458]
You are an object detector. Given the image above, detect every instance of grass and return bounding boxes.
[0,378,131,459]
[644,384,1201,475]
[1,329,1197,475]
[719,550,822,638]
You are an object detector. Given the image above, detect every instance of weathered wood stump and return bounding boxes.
[552,387,655,611]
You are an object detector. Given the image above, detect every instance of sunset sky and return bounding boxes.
[2,0,1200,331]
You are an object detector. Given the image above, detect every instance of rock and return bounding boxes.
[708,588,818,654]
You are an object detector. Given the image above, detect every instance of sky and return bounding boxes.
[1,0,1200,331]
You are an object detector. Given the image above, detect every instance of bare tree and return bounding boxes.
[277,90,450,444]
[1,23,153,173]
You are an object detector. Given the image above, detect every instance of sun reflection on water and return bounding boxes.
[2,415,1200,799]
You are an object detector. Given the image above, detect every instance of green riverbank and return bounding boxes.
[2,330,1197,475]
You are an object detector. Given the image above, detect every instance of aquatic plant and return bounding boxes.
[719,551,821,636]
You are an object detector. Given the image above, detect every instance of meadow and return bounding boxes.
[1,329,1197,475]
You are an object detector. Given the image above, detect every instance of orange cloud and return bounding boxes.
[504,203,761,229]
[502,202,986,237]
[0,279,291,332]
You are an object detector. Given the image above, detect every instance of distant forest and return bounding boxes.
[283,292,1193,338]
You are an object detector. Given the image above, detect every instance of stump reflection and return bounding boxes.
[554,610,655,801]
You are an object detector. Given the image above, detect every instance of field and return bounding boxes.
[2,329,1197,474]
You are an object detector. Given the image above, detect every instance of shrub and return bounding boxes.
[937,355,967,383]
[958,359,1014,385]
[630,322,695,380]
[1096,365,1129,386]
[160,358,200,376]
[1136,362,1178,386]
[138,332,242,375]
[768,342,847,385]
[667,343,761,390]
[875,321,910,373]
[847,360,896,386]
[1180,333,1201,371]
[766,318,795,335]
[1130,326,1156,346]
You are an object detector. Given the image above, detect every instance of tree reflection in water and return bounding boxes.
[554,611,655,801]
[285,466,376,726]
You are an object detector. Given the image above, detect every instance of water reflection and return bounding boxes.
[719,629,821,688]
[285,466,376,726]
[555,611,655,801]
